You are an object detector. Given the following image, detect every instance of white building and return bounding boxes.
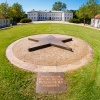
[0,18,10,28]
[91,14,100,28]
[27,10,73,22]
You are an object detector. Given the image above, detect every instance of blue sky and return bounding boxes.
[0,0,97,13]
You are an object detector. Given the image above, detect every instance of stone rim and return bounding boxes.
[6,34,93,72]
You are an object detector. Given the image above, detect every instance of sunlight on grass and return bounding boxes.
[0,23,100,100]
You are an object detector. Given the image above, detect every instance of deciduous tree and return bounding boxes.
[52,1,67,11]
[0,3,9,18]
[9,2,25,22]
[76,5,88,25]
[86,0,100,18]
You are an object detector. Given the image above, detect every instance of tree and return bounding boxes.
[76,5,89,25]
[70,10,78,18]
[52,1,67,11]
[86,0,100,18]
[9,2,25,22]
[0,2,25,23]
[0,3,9,18]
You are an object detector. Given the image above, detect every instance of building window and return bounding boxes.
[4,20,5,23]
[0,20,2,24]
[6,19,8,23]
[31,14,33,16]
[34,17,36,19]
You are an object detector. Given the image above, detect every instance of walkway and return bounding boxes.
[32,21,100,30]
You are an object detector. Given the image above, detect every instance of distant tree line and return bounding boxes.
[52,0,100,25]
[0,2,26,23]
[0,0,100,24]
[69,0,100,25]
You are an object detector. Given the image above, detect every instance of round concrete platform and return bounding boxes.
[6,34,93,72]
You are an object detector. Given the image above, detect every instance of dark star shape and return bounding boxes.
[28,35,73,52]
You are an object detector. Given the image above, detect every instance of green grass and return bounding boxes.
[0,23,100,100]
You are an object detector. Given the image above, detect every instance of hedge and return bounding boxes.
[20,18,32,23]
[69,18,81,23]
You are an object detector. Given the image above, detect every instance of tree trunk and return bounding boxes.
[84,18,85,25]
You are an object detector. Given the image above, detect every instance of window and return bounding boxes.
[6,19,8,23]
[4,20,5,23]
[67,17,69,20]
[0,20,2,24]
[34,17,36,19]
[31,14,33,16]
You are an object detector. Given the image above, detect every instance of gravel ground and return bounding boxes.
[12,34,90,66]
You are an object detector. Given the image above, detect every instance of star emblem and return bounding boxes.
[28,35,73,52]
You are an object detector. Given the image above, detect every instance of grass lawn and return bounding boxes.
[0,23,100,100]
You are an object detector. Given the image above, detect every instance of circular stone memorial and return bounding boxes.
[6,34,93,72]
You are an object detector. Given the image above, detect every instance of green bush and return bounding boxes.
[20,18,32,23]
[69,18,81,23]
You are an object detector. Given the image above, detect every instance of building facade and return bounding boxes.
[91,14,100,28]
[0,18,10,28]
[27,10,73,22]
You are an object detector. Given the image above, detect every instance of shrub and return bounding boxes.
[20,18,32,23]
[69,18,81,23]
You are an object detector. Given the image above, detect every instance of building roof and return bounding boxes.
[95,14,100,19]
[27,9,72,13]
[0,16,9,19]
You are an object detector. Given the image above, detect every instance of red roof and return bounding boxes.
[95,14,100,19]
